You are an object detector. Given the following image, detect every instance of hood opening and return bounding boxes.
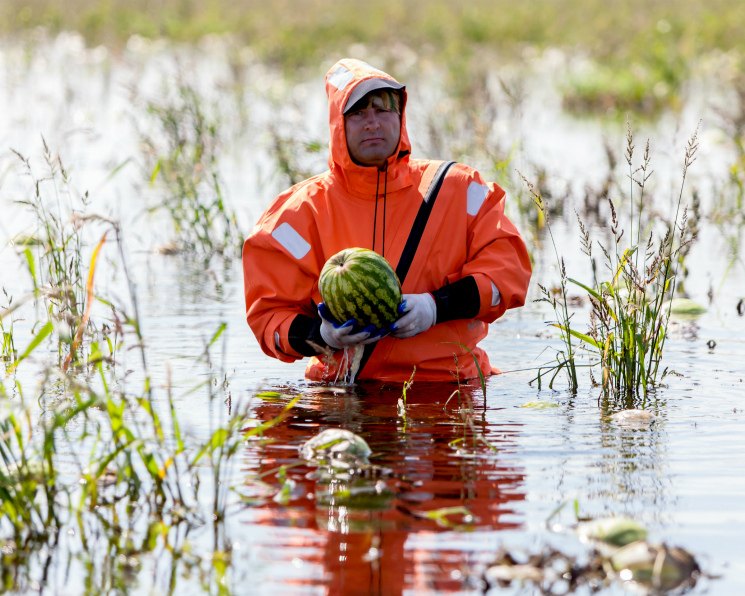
[324,58,413,198]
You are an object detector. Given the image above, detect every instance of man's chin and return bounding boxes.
[355,150,391,168]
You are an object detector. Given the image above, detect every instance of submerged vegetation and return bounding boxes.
[0,142,295,592]
[136,80,243,257]
[523,122,700,398]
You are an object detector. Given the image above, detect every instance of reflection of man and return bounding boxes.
[246,386,526,595]
[243,58,531,382]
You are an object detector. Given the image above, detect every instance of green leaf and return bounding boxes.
[99,157,132,188]
[552,324,602,349]
[150,158,163,185]
[668,298,706,316]
[567,277,601,300]
[255,391,284,401]
[23,248,38,293]
[577,517,648,546]
[12,321,53,368]
[207,321,227,349]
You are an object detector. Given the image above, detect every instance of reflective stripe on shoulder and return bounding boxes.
[328,65,355,90]
[491,280,502,306]
[272,222,311,259]
[467,181,489,216]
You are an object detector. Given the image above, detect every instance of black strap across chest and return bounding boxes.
[357,160,456,376]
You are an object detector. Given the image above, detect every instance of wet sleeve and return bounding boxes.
[431,276,480,324]
[288,315,328,356]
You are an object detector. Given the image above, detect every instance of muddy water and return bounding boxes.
[1,34,745,594]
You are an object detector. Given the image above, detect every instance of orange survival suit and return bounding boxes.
[242,59,532,382]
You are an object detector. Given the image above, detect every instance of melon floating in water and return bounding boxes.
[668,298,706,316]
[319,247,402,329]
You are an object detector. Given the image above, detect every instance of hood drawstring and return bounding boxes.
[372,163,389,257]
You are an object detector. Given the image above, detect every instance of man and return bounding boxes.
[242,59,531,382]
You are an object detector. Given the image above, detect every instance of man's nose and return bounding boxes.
[363,110,381,128]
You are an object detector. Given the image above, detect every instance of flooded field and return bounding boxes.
[1,32,744,595]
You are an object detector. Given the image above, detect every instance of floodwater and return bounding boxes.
[1,33,745,594]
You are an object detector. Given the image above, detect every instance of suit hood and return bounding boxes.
[324,59,413,197]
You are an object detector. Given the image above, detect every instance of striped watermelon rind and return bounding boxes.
[319,248,402,330]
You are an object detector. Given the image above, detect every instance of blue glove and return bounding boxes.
[389,293,437,339]
[318,303,386,350]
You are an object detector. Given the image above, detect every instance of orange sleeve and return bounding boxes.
[242,189,324,362]
[459,170,532,322]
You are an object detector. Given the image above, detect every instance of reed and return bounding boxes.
[0,144,293,592]
[10,141,95,367]
[0,289,16,365]
[522,122,699,398]
[445,353,498,455]
[136,80,242,258]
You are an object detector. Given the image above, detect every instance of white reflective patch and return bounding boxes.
[275,331,281,350]
[359,61,385,74]
[272,222,311,259]
[491,281,502,306]
[328,65,355,90]
[467,182,489,215]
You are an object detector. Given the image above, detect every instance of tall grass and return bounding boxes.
[11,140,95,367]
[136,80,242,258]
[0,142,293,592]
[0,289,17,365]
[522,122,700,398]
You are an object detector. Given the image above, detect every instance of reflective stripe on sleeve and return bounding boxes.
[467,181,489,216]
[271,222,311,259]
[491,281,502,306]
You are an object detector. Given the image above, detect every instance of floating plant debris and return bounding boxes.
[299,428,372,468]
[520,400,559,409]
[668,297,707,317]
[609,541,700,592]
[577,516,648,548]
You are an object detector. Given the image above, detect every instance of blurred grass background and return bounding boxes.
[3,0,745,115]
[2,0,744,68]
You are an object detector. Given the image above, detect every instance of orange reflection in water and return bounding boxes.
[243,381,526,595]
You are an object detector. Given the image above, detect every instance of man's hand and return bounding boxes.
[389,293,437,339]
[318,303,386,350]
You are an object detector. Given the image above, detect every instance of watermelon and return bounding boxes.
[319,248,402,329]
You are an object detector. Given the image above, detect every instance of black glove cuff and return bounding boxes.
[431,275,481,324]
[288,315,328,356]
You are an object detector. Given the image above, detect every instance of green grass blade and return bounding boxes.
[567,277,601,300]
[12,321,53,369]
[443,342,486,399]
[552,324,602,350]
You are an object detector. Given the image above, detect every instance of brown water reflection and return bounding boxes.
[243,382,526,594]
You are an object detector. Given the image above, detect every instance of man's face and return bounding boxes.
[344,90,401,169]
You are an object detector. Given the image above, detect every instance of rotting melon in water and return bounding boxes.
[319,247,402,329]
